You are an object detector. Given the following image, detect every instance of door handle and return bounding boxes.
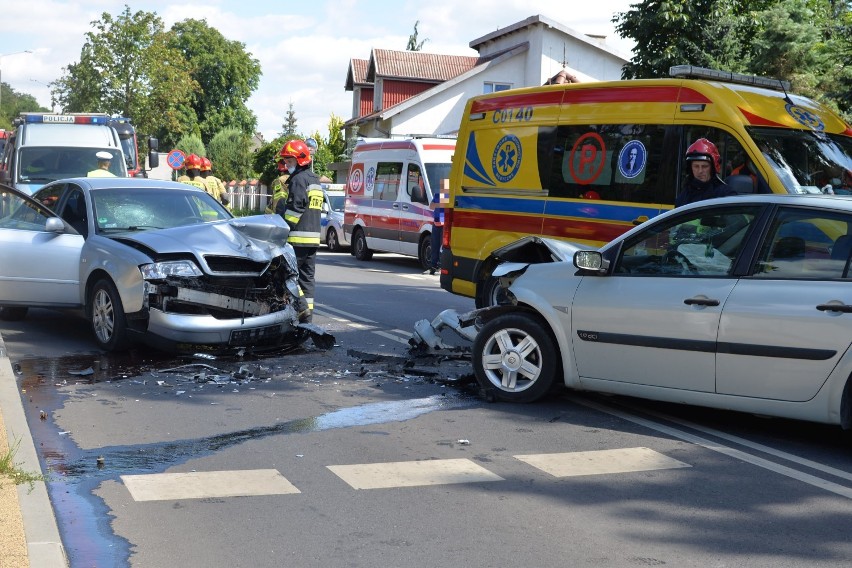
[816,303,852,313]
[684,297,720,307]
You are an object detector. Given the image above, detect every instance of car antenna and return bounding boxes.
[777,75,795,106]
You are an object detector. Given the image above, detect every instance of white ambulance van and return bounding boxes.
[343,137,455,269]
[0,113,128,195]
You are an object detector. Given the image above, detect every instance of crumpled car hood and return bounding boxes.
[112,214,290,262]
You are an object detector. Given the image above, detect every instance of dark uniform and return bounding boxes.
[276,165,322,321]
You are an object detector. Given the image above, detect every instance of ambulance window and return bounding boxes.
[540,124,670,204]
[407,164,428,204]
[682,127,748,180]
[375,162,401,201]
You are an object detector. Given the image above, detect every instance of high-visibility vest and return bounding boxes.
[87,169,116,177]
[265,175,289,214]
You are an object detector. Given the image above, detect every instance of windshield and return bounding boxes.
[748,127,852,195]
[91,187,231,232]
[118,136,138,172]
[19,147,126,183]
[328,195,345,212]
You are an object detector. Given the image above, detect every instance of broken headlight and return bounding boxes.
[140,260,203,280]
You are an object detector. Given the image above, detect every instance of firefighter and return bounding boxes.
[178,154,209,191]
[200,157,230,207]
[87,151,116,177]
[275,139,323,322]
[265,156,290,214]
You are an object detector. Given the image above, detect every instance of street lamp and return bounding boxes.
[1,50,34,124]
[30,78,54,112]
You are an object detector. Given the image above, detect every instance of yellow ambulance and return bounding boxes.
[439,65,852,307]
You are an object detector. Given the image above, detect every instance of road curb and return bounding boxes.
[0,333,68,567]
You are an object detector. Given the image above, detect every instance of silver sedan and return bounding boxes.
[470,194,852,431]
[0,178,327,353]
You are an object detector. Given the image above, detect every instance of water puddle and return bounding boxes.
[14,351,478,567]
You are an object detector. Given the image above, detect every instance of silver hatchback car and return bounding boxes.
[0,178,329,353]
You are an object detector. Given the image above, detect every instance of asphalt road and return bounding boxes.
[2,250,852,567]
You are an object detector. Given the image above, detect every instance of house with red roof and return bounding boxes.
[343,14,630,139]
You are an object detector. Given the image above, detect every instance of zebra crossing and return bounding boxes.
[120,447,691,502]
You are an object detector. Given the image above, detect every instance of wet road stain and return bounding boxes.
[14,350,478,568]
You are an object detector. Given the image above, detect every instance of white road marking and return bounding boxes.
[633,405,852,483]
[514,447,691,478]
[121,469,300,502]
[327,458,504,489]
[578,399,852,499]
[313,307,412,345]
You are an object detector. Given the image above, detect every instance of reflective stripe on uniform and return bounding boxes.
[289,231,320,245]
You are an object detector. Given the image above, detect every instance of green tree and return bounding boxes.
[207,127,253,183]
[748,0,827,98]
[253,139,286,188]
[167,19,261,145]
[175,134,206,162]
[51,6,197,152]
[280,102,298,138]
[613,0,730,79]
[326,113,346,161]
[0,86,46,129]
[407,21,429,51]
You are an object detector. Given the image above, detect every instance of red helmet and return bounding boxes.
[685,138,721,175]
[185,153,203,170]
[278,139,312,167]
[201,157,212,172]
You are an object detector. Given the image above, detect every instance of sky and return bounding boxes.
[0,1,636,144]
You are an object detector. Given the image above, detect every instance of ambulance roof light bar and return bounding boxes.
[669,65,791,92]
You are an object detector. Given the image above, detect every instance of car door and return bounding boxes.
[0,184,83,306]
[717,206,852,401]
[570,203,764,392]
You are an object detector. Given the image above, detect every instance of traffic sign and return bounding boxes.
[167,149,187,170]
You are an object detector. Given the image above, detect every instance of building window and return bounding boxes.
[483,82,512,94]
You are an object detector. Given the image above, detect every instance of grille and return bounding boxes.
[204,255,269,274]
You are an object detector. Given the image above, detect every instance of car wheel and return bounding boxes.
[419,234,432,270]
[475,275,502,309]
[352,228,373,261]
[473,312,560,402]
[90,278,130,351]
[0,307,28,321]
[326,228,341,252]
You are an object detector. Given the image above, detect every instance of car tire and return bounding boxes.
[352,228,373,261]
[0,307,28,321]
[326,228,341,252]
[475,275,502,309]
[473,312,560,403]
[419,234,432,270]
[89,278,130,351]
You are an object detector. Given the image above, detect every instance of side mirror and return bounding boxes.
[45,217,65,233]
[573,250,609,274]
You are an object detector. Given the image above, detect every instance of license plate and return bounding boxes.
[229,324,283,345]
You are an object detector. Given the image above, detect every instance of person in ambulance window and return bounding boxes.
[675,138,737,207]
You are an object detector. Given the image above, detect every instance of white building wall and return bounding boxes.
[358,17,629,138]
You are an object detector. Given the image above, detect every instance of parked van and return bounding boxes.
[440,65,852,306]
[1,113,129,195]
[343,137,455,269]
